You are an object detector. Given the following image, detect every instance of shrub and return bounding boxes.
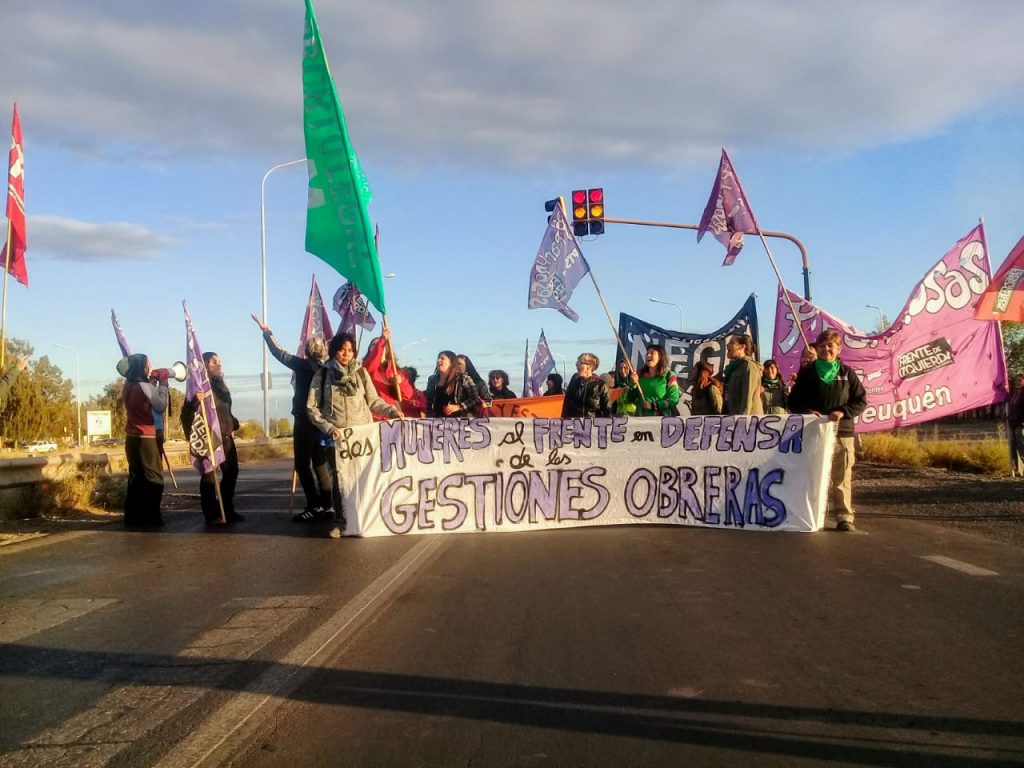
[861,433,1009,475]
[860,433,927,467]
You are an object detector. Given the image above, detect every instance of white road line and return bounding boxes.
[156,535,447,768]
[921,555,998,577]
[0,598,118,643]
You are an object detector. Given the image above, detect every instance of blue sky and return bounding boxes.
[2,0,1023,423]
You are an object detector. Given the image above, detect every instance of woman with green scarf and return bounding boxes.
[787,330,867,532]
[760,359,788,414]
[618,344,681,416]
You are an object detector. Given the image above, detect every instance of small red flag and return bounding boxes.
[975,233,1024,322]
[2,104,27,287]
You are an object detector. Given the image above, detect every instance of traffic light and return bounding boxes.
[544,198,558,225]
[587,187,604,235]
[571,188,604,236]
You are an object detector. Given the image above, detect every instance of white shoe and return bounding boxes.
[328,526,342,539]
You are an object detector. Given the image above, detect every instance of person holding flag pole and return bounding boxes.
[180,302,239,527]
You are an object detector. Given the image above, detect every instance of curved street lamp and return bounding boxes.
[648,297,684,332]
[259,158,306,436]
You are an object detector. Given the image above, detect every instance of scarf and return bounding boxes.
[762,375,783,393]
[326,359,362,396]
[722,359,743,382]
[814,358,841,385]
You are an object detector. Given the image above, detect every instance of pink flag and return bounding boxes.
[2,104,27,286]
[297,274,334,357]
[771,224,1006,433]
[974,232,1024,321]
[183,302,225,475]
[697,148,758,266]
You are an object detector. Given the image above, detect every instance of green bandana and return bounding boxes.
[814,358,841,384]
[722,359,743,381]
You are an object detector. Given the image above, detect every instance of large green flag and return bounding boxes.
[302,0,386,314]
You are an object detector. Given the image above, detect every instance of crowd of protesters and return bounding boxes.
[120,324,864,536]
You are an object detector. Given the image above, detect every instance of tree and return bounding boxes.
[0,339,76,443]
[236,419,265,440]
[274,417,291,436]
[1003,322,1024,375]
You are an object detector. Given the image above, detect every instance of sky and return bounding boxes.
[2,0,1023,425]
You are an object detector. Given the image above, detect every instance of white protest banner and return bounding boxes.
[336,415,835,537]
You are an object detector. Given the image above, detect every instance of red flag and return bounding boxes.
[697,148,758,267]
[975,233,1024,321]
[297,274,334,357]
[2,104,27,286]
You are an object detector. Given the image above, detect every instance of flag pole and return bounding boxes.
[199,396,226,524]
[754,229,812,352]
[979,216,1009,390]
[0,222,10,369]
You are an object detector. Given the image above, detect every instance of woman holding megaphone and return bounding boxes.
[117,353,170,528]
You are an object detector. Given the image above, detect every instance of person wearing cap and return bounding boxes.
[119,354,169,528]
[561,353,612,418]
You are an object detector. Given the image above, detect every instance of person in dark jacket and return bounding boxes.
[119,354,169,527]
[561,353,611,418]
[1007,373,1024,477]
[252,314,332,521]
[181,352,242,526]
[488,370,517,400]
[544,373,564,396]
[787,330,867,531]
[426,351,483,417]
[688,361,723,416]
[457,354,490,405]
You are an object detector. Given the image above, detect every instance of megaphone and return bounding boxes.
[150,361,188,382]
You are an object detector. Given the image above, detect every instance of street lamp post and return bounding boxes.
[53,343,81,447]
[866,304,886,331]
[260,158,306,437]
[648,298,684,332]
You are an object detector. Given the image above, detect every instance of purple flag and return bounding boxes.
[529,330,556,396]
[332,280,376,336]
[697,148,759,266]
[183,301,224,475]
[528,202,590,322]
[297,275,335,357]
[111,309,131,357]
[521,337,530,397]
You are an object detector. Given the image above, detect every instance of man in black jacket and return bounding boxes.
[253,314,332,521]
[181,352,242,526]
[788,330,867,532]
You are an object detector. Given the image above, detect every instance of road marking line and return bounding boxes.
[0,598,118,643]
[921,555,998,577]
[0,596,323,768]
[155,535,447,768]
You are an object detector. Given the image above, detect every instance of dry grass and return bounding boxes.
[861,433,1009,475]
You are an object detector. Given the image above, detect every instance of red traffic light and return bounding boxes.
[571,190,587,205]
[588,188,603,204]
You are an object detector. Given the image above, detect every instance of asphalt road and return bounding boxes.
[1,459,1022,768]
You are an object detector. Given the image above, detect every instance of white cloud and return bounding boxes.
[1,0,1022,168]
[26,215,176,261]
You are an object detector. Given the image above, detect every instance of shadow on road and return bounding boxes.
[1,643,1021,767]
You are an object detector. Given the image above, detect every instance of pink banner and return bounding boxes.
[772,224,1007,433]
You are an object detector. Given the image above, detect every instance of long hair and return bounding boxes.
[328,332,357,360]
[641,344,669,377]
[435,350,459,394]
[457,354,486,388]
[690,360,721,391]
[730,333,755,358]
